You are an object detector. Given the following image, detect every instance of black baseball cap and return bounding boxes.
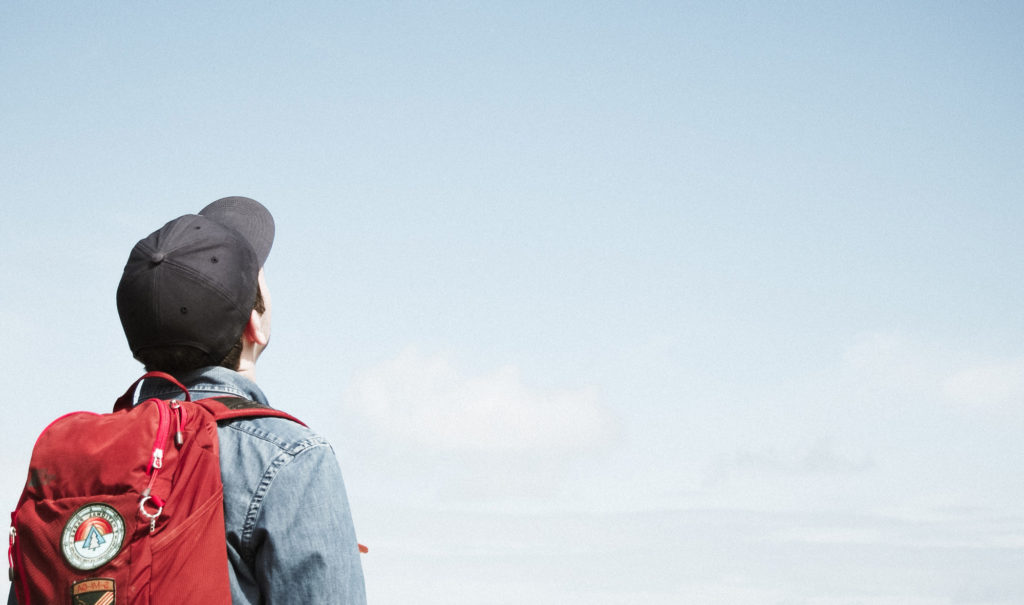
[116,197,274,363]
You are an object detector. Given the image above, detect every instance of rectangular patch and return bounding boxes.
[71,578,115,605]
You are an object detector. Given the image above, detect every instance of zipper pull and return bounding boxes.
[170,401,184,446]
[152,448,164,469]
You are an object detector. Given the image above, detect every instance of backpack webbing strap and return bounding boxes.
[197,396,307,427]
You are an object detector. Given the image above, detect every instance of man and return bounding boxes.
[9,197,366,604]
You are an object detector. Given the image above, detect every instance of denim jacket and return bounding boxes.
[9,366,366,605]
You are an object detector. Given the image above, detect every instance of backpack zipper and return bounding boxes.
[140,399,174,533]
[147,399,171,474]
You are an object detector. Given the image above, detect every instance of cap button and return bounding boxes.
[151,252,166,264]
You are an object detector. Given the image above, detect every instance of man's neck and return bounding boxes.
[235,339,261,380]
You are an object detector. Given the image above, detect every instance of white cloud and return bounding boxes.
[942,358,1024,411]
[838,332,1024,414]
[345,348,615,453]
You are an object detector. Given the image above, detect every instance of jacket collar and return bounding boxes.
[136,366,269,406]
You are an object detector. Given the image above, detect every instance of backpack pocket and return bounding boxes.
[145,489,231,604]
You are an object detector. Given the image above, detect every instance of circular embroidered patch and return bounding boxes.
[61,503,126,570]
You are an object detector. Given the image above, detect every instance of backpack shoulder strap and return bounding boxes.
[196,396,308,427]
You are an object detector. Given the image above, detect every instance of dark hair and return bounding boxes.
[137,286,265,373]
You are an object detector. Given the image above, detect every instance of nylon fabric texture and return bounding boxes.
[8,373,302,605]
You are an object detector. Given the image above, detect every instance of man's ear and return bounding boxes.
[243,309,269,346]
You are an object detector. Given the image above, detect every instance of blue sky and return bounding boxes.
[3,2,1024,603]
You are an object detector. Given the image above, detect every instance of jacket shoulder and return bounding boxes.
[217,414,329,455]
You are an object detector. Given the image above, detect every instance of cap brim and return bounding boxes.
[199,196,275,265]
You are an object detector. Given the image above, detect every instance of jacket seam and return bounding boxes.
[238,442,332,564]
[224,421,325,452]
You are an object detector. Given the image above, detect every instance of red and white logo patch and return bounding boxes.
[61,504,126,571]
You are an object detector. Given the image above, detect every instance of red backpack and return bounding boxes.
[7,372,304,605]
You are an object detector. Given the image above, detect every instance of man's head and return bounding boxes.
[116,197,274,372]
